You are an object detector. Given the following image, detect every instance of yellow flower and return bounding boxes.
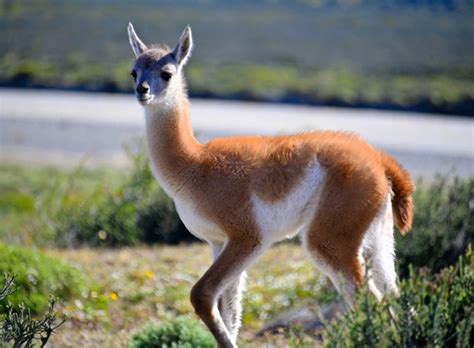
[144,270,154,280]
[110,291,119,301]
[65,305,74,313]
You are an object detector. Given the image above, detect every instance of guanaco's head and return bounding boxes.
[127,23,193,106]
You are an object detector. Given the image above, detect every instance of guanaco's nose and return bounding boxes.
[136,82,149,94]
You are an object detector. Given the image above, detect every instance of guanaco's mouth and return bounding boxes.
[137,94,153,105]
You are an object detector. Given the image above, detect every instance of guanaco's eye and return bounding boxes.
[131,70,137,80]
[160,71,172,82]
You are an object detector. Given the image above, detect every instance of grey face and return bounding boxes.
[130,48,177,105]
[127,23,193,106]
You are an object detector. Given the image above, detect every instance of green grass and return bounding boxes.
[23,244,472,347]
[0,164,122,246]
[43,244,333,347]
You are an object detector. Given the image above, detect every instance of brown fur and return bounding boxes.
[146,95,414,294]
[379,152,415,234]
[147,99,412,252]
[305,134,389,285]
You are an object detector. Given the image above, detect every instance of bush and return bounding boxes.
[396,176,474,277]
[0,275,65,347]
[323,249,474,347]
[128,317,216,348]
[137,193,195,245]
[43,145,154,247]
[43,143,196,248]
[0,243,84,314]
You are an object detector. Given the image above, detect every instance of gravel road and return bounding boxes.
[1,88,472,179]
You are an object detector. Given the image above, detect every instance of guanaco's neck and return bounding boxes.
[144,88,203,196]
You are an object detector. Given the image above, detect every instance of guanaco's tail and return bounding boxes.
[380,152,415,235]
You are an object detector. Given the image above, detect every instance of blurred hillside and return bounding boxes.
[1,0,473,114]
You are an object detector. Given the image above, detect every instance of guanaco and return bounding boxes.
[127,24,415,347]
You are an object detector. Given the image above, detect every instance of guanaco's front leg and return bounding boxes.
[212,244,247,342]
[192,239,264,347]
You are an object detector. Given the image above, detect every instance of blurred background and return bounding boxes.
[1,0,474,113]
[0,1,473,347]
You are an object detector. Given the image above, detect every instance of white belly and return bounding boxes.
[174,197,227,244]
[252,160,326,243]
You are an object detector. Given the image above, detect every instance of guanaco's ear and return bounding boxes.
[172,25,193,67]
[127,22,147,58]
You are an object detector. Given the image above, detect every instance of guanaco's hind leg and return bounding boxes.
[303,234,364,306]
[303,171,388,306]
[361,196,399,297]
[192,239,265,348]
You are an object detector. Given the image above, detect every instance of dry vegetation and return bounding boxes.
[46,244,330,347]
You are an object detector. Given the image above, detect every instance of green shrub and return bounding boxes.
[128,317,216,348]
[42,145,152,247]
[323,249,474,347]
[396,176,473,276]
[1,274,65,347]
[43,143,196,248]
[137,193,195,245]
[0,243,84,314]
